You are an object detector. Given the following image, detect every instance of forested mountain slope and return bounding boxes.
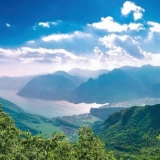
[70,69,143,103]
[95,104,160,159]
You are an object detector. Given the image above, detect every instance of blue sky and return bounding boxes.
[1,0,160,76]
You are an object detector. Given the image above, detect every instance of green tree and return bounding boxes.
[76,126,116,160]
[0,104,116,160]
[0,104,22,159]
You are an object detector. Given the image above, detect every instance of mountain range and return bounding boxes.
[17,74,78,100]
[68,68,108,79]
[12,65,160,103]
[121,65,160,89]
[70,69,143,103]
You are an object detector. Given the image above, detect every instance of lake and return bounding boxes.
[1,89,160,118]
[0,89,102,118]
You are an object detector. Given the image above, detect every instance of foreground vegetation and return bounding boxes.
[0,104,116,160]
[1,97,160,160]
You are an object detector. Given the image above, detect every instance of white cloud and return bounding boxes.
[41,31,91,42]
[121,1,145,20]
[38,22,50,28]
[27,40,35,44]
[6,23,11,27]
[51,21,59,25]
[88,16,144,32]
[92,44,144,69]
[89,16,128,32]
[0,48,21,57]
[146,32,153,41]
[133,12,143,21]
[147,21,160,33]
[42,34,71,42]
[146,21,160,41]
[93,47,104,57]
[0,47,89,65]
[38,21,59,28]
[90,34,160,69]
[99,34,146,59]
[1,44,160,76]
[33,21,59,30]
[128,23,144,31]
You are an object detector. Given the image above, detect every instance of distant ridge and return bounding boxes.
[16,65,160,103]
[54,70,84,87]
[17,74,77,100]
[68,68,108,78]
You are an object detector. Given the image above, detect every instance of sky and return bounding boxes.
[1,0,160,76]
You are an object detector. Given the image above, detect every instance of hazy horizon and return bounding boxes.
[0,64,158,77]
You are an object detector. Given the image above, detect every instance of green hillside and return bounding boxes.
[0,97,100,138]
[96,104,160,160]
[0,97,62,136]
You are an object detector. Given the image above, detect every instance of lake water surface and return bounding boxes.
[0,89,102,118]
[1,89,160,118]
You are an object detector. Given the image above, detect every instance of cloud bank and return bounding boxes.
[1,1,160,76]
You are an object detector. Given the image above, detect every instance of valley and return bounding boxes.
[1,65,160,159]
[1,94,160,159]
[0,97,101,138]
